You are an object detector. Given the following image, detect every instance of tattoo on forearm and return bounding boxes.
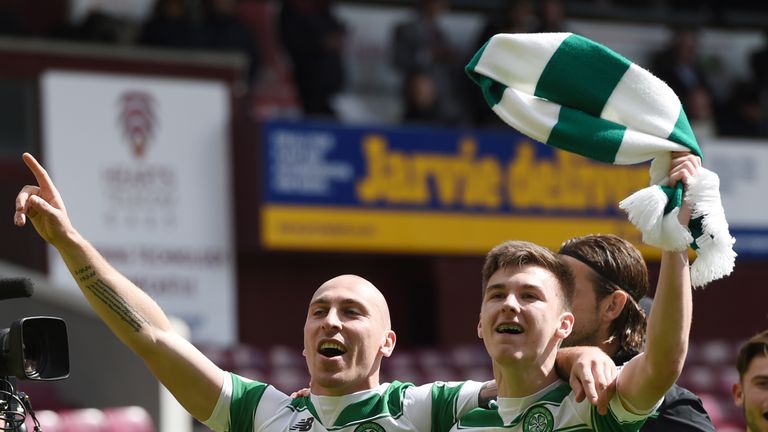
[76,265,96,282]
[75,265,150,332]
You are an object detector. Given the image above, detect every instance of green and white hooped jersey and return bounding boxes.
[204,373,484,432]
[450,380,660,432]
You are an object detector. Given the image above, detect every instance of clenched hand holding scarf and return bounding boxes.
[466,32,735,287]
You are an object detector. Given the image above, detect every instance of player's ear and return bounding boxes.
[380,330,396,357]
[602,291,628,321]
[477,314,483,339]
[557,312,574,339]
[732,382,744,407]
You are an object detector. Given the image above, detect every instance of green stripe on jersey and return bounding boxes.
[457,383,573,429]
[230,375,269,432]
[591,403,648,432]
[431,381,474,432]
[455,408,506,429]
[290,397,322,425]
[535,34,631,117]
[538,383,572,404]
[331,381,412,429]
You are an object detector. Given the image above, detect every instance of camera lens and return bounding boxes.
[22,334,44,378]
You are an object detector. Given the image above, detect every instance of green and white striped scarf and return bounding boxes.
[466,32,735,287]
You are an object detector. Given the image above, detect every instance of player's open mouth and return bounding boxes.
[762,411,768,421]
[496,323,524,334]
[318,341,347,358]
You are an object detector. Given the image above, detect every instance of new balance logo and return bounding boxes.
[290,418,314,431]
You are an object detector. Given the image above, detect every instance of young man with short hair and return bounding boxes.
[733,330,768,432]
[450,236,691,431]
[447,154,697,431]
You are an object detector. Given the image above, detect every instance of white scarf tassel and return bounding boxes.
[619,186,666,245]
[686,168,737,287]
[659,209,694,252]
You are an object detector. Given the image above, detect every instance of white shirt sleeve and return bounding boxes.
[252,387,293,428]
[203,373,233,432]
[614,389,664,419]
[201,373,292,432]
[403,380,486,432]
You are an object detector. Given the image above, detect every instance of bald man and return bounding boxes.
[14,153,612,431]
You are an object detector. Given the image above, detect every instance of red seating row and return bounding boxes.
[22,406,154,432]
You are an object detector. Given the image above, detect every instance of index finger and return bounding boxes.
[22,153,55,190]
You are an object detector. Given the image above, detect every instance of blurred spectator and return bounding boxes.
[534,0,569,33]
[468,0,535,128]
[53,10,135,44]
[392,0,464,125]
[139,0,260,86]
[278,0,346,119]
[201,0,261,83]
[649,28,719,119]
[750,28,768,89]
[401,69,451,125]
[139,0,204,49]
[686,85,719,140]
[0,0,68,38]
[718,80,766,138]
[0,1,21,35]
[718,28,768,138]
[474,0,535,47]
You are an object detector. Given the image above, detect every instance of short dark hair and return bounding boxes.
[558,234,648,353]
[482,240,574,310]
[736,330,768,379]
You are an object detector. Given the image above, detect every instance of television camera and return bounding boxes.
[0,278,69,431]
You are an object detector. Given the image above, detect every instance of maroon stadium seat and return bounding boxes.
[58,408,108,432]
[103,406,155,432]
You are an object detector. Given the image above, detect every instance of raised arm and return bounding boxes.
[13,153,225,422]
[616,152,698,411]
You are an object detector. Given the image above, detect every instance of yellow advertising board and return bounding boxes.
[261,121,660,258]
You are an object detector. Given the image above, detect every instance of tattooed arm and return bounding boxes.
[13,153,224,422]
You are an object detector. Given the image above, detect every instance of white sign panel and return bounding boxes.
[42,71,236,345]
[706,139,768,228]
[705,138,768,256]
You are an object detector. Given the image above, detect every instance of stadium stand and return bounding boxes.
[23,406,154,432]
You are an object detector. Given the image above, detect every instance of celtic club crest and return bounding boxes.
[353,422,385,432]
[523,405,554,432]
[119,91,156,158]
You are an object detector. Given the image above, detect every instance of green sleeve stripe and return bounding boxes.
[431,382,470,432]
[386,381,408,418]
[534,34,631,117]
[590,403,648,431]
[230,375,269,432]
